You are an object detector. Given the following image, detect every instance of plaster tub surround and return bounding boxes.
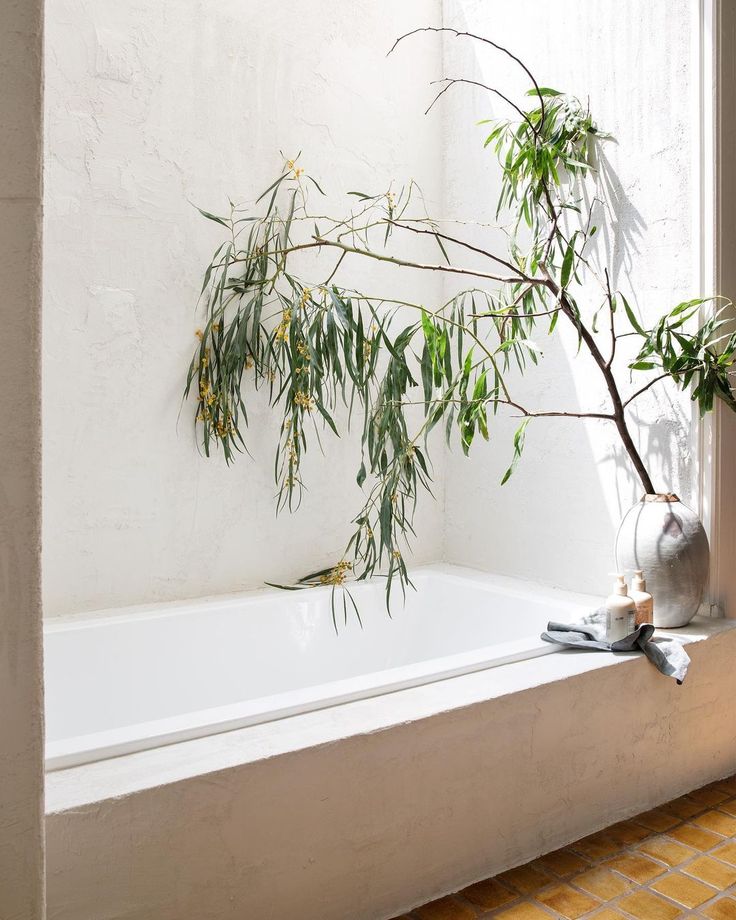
[44,565,595,770]
[45,604,736,920]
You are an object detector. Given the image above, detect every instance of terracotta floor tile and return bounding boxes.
[497,862,551,894]
[406,776,736,920]
[687,785,731,807]
[537,848,589,878]
[664,796,705,820]
[569,832,621,860]
[414,896,476,920]
[683,854,736,889]
[719,798,736,818]
[607,820,651,846]
[713,841,736,866]
[695,810,736,836]
[494,902,551,920]
[638,835,696,866]
[534,883,599,919]
[603,852,666,883]
[571,866,631,899]
[703,898,736,919]
[651,871,716,908]
[459,877,516,911]
[670,822,723,850]
[632,807,681,832]
[617,889,684,920]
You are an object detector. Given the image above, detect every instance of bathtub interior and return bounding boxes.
[44,566,597,769]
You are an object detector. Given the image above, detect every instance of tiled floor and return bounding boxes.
[392,775,736,919]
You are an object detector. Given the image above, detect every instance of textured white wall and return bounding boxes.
[44,0,701,613]
[0,0,46,914]
[439,0,699,594]
[43,0,444,616]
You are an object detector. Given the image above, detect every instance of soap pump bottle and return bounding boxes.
[630,569,654,626]
[605,574,636,642]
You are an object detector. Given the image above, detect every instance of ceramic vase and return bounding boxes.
[614,493,709,628]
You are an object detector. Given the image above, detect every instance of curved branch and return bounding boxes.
[236,238,530,286]
[426,78,536,135]
[391,396,614,421]
[540,263,656,493]
[623,373,669,408]
[470,306,561,320]
[388,220,539,282]
[498,398,613,420]
[388,27,545,122]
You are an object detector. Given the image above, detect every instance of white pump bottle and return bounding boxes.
[630,569,654,626]
[605,574,636,642]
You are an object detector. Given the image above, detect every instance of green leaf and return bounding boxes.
[472,370,488,401]
[255,172,288,204]
[282,190,296,247]
[560,235,576,288]
[526,87,563,97]
[195,207,230,228]
[314,400,339,436]
[621,294,646,337]
[671,298,706,316]
[501,418,530,485]
[434,233,451,265]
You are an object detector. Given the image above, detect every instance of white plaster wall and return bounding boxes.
[42,0,444,616]
[440,0,700,594]
[43,0,704,612]
[0,0,46,914]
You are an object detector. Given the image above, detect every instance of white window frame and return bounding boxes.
[698,0,736,616]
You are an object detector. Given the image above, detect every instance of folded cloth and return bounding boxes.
[541,608,690,684]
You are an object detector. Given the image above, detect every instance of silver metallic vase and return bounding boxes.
[614,494,709,628]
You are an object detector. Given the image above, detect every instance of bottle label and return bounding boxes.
[606,608,629,642]
[635,598,654,626]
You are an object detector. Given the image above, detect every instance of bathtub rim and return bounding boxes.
[45,600,735,815]
[44,563,602,769]
[44,563,602,771]
[42,562,598,628]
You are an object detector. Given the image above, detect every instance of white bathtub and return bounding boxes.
[44,564,595,771]
[45,576,736,920]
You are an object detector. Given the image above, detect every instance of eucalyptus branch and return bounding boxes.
[233,238,528,286]
[426,78,537,135]
[604,268,616,368]
[387,220,536,281]
[187,33,736,605]
[390,396,614,421]
[623,373,670,408]
[388,27,546,123]
[540,265,657,494]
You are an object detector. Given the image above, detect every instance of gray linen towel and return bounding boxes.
[541,609,690,684]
